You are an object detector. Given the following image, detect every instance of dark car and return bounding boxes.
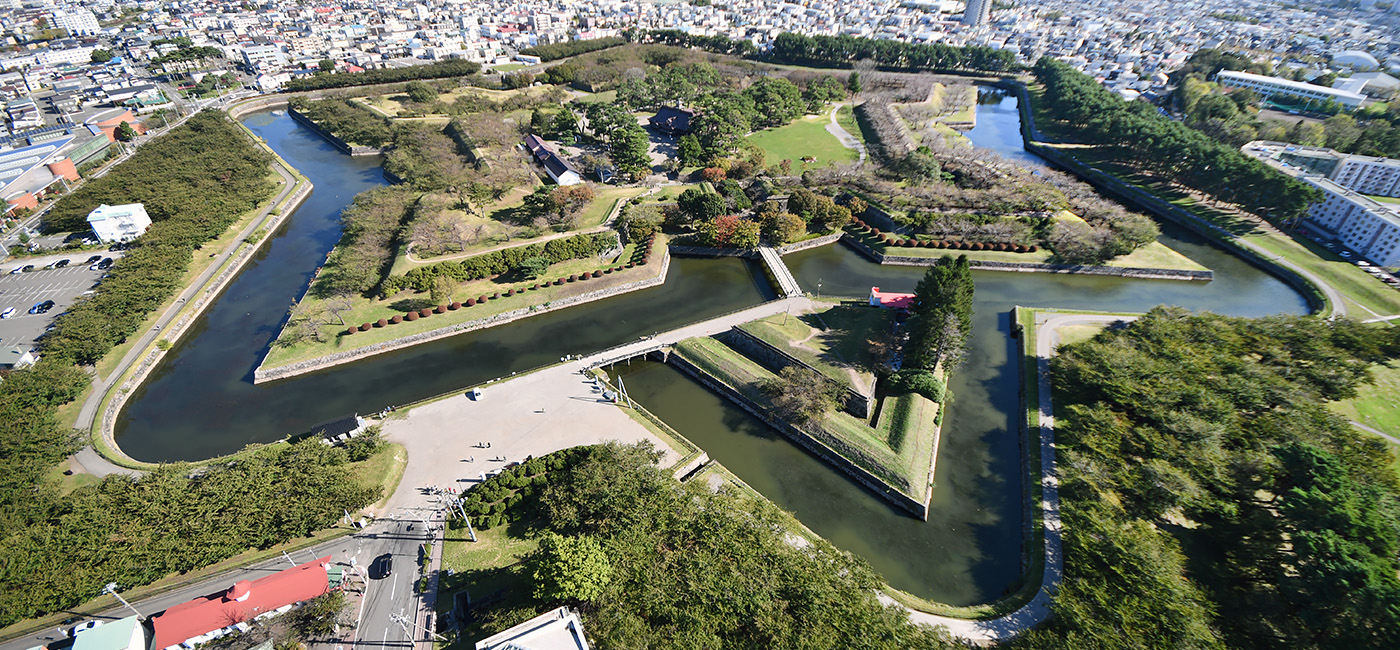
[370,553,393,579]
[28,300,55,314]
[53,259,69,268]
[85,255,102,264]
[19,264,33,273]
[97,258,113,269]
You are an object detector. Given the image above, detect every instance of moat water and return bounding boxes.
[114,89,1307,606]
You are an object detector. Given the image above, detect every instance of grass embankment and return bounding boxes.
[261,239,662,370]
[358,85,558,119]
[746,114,859,172]
[1332,362,1400,441]
[0,441,407,641]
[835,105,869,146]
[735,302,888,394]
[391,185,642,274]
[844,225,1208,272]
[1024,85,1400,317]
[672,333,938,500]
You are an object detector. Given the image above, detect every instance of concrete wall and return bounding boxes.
[721,328,873,418]
[254,252,672,383]
[668,352,930,519]
[775,231,844,255]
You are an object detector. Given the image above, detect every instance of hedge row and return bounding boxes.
[848,219,1037,253]
[389,232,618,294]
[450,448,592,531]
[342,238,656,336]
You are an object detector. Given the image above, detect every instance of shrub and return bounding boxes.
[505,289,515,296]
[406,311,418,321]
[625,263,634,268]
[1028,244,1038,252]
[592,270,602,277]
[375,318,387,327]
[360,322,372,331]
[885,238,897,246]
[887,369,946,401]
[344,327,356,336]
[420,308,433,317]
[390,315,403,324]
[466,298,476,306]
[434,305,446,313]
[568,274,577,282]
[972,242,985,251]
[529,284,538,290]
[490,292,499,299]
[554,279,564,285]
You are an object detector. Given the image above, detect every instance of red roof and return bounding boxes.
[151,557,332,650]
[870,287,914,310]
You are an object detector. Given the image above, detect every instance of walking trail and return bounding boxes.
[827,104,867,164]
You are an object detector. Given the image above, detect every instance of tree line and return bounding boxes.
[389,231,617,293]
[520,36,627,62]
[1013,309,1400,650]
[0,113,378,625]
[1033,57,1322,221]
[768,32,1018,74]
[282,59,482,93]
[287,97,396,148]
[902,255,974,371]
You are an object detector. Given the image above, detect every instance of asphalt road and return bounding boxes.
[0,516,434,650]
[0,251,119,359]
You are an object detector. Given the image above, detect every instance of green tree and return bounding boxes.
[90,49,114,63]
[115,121,136,142]
[318,59,335,72]
[847,70,862,95]
[610,124,651,177]
[429,274,455,305]
[761,365,842,423]
[519,255,551,279]
[404,80,437,104]
[531,532,614,602]
[678,188,726,222]
[677,134,703,166]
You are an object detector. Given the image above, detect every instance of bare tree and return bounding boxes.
[324,293,355,327]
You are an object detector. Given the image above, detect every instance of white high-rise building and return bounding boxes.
[51,8,101,37]
[962,0,991,26]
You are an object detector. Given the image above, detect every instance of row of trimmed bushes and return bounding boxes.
[341,238,657,336]
[848,219,1038,253]
[389,231,619,294]
[449,448,591,531]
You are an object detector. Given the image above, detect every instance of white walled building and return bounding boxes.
[51,8,101,37]
[1303,178,1400,267]
[87,203,152,243]
[1218,70,1368,109]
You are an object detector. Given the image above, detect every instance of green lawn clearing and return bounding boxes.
[847,228,1205,272]
[746,114,858,172]
[572,90,618,104]
[835,105,869,146]
[736,302,891,394]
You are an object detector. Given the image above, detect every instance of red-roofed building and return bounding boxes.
[151,557,333,650]
[869,287,915,310]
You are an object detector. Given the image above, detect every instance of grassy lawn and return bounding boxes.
[736,302,891,394]
[1366,194,1400,205]
[353,442,408,513]
[262,242,660,370]
[672,335,937,497]
[746,114,858,172]
[1331,361,1400,438]
[572,90,617,104]
[1106,242,1211,271]
[360,85,555,118]
[491,63,527,72]
[1055,324,1106,348]
[436,524,539,647]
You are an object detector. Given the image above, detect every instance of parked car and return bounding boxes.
[0,307,14,319]
[85,255,102,264]
[96,258,113,270]
[1340,251,1354,258]
[28,300,54,314]
[42,261,57,269]
[8,266,22,274]
[16,264,33,273]
[69,621,103,637]
[53,259,69,268]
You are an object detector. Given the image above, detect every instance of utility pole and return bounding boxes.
[103,583,144,620]
[391,611,447,642]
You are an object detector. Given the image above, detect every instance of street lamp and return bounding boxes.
[104,583,144,620]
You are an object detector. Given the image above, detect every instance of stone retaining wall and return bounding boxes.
[666,245,759,259]
[254,252,672,383]
[841,232,1214,281]
[668,352,930,520]
[99,173,313,465]
[775,231,844,255]
[722,328,873,418]
[287,107,387,157]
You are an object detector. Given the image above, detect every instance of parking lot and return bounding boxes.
[0,252,119,361]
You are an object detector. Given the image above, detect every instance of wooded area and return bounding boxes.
[1033,57,1321,221]
[453,442,959,649]
[283,59,482,92]
[1014,309,1400,650]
